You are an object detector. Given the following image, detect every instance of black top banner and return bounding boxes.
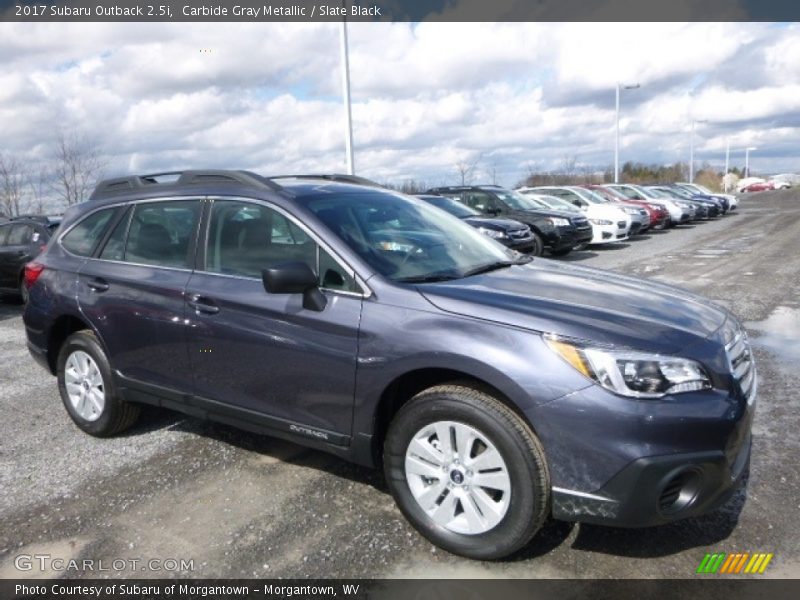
[2,0,800,22]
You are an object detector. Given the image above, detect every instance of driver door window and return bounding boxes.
[205,200,359,293]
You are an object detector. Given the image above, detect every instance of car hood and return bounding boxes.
[418,259,728,354]
[463,216,525,230]
[585,204,629,221]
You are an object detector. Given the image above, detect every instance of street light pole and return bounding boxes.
[339,8,355,175]
[689,119,708,183]
[724,139,730,191]
[614,82,640,183]
[745,147,756,178]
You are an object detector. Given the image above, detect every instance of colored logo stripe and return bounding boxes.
[698,552,773,574]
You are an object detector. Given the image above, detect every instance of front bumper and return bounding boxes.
[543,225,592,252]
[552,434,751,527]
[590,222,630,244]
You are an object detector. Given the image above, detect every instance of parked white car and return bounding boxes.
[518,186,632,244]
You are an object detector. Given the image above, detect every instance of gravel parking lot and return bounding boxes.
[1,191,798,579]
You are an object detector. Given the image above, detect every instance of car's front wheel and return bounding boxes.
[384,384,550,559]
[57,330,140,437]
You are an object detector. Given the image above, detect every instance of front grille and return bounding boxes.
[726,327,757,404]
[572,217,589,227]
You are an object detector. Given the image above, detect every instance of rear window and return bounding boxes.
[0,224,10,246]
[61,209,115,256]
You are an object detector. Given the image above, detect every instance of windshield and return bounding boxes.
[638,187,671,199]
[420,195,480,219]
[493,190,542,211]
[663,186,693,199]
[514,193,549,209]
[627,185,661,199]
[531,194,580,213]
[590,187,619,202]
[571,187,608,204]
[608,185,640,200]
[567,187,606,204]
[298,191,520,283]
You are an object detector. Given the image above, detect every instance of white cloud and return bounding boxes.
[0,21,798,202]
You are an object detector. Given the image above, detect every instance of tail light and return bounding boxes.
[24,262,45,289]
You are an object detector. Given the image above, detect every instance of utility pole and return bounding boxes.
[614,82,640,183]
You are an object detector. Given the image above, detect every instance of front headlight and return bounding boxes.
[477,227,506,239]
[544,217,570,227]
[623,207,639,215]
[544,336,711,398]
[589,218,614,225]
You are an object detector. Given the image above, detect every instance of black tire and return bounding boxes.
[19,276,29,305]
[57,330,140,437]
[384,384,550,560]
[530,231,544,257]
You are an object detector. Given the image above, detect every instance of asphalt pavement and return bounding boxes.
[0,190,798,579]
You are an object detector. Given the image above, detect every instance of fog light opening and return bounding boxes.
[658,469,702,515]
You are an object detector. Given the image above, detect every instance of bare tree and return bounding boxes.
[0,154,28,218]
[454,153,482,186]
[52,132,106,207]
[29,169,50,215]
[559,154,578,177]
[486,159,499,185]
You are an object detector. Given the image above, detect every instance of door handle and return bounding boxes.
[87,278,110,292]
[187,294,220,315]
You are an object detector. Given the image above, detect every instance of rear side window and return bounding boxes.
[98,208,131,262]
[0,225,10,246]
[124,200,201,268]
[61,209,115,256]
[6,224,33,246]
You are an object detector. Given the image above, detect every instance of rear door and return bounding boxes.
[77,198,202,392]
[184,198,363,439]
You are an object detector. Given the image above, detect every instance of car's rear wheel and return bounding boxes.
[57,330,140,437]
[19,277,29,304]
[384,384,550,559]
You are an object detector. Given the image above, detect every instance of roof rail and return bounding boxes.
[88,169,283,201]
[10,214,58,223]
[268,174,385,188]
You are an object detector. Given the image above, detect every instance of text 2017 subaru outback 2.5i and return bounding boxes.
[23,171,756,560]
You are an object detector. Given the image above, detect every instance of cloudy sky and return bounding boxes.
[1,21,798,189]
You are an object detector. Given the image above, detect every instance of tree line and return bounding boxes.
[0,132,105,218]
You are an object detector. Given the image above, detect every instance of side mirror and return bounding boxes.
[262,262,327,312]
[486,207,501,216]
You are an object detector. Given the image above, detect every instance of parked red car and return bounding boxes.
[741,181,774,192]
[583,185,670,230]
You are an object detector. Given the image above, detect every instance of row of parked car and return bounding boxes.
[417,182,739,257]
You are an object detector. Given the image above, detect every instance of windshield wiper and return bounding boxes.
[462,257,530,278]
[395,271,462,284]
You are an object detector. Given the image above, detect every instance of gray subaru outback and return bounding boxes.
[23,171,755,559]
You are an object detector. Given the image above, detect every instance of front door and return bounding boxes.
[184,198,362,438]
